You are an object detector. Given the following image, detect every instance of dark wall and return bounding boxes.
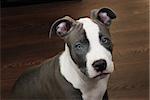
[1,0,81,7]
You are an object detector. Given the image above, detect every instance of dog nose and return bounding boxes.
[92,59,107,72]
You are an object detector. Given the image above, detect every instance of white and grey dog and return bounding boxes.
[12,8,116,100]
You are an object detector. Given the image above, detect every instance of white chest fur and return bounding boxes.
[59,44,109,100]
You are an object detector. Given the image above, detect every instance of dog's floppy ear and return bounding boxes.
[49,16,75,38]
[91,8,116,26]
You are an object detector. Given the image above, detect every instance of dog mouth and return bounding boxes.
[93,73,110,79]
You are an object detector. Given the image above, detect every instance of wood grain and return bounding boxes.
[1,0,149,99]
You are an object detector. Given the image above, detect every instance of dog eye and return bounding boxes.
[75,43,82,49]
[101,37,109,44]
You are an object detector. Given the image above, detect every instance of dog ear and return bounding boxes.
[49,16,75,38]
[91,8,116,26]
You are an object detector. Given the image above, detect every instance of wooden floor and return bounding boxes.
[1,0,149,99]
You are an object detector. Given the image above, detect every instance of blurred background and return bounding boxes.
[1,0,149,100]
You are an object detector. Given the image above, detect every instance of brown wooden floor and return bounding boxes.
[1,0,149,100]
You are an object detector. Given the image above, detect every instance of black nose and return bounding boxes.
[92,59,107,72]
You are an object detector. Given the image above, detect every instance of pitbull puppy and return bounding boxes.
[11,8,116,100]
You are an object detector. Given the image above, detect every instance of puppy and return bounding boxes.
[11,8,116,100]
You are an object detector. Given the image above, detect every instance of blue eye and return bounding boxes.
[102,38,108,43]
[75,43,82,49]
[101,37,110,44]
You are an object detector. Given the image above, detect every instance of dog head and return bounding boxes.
[50,8,116,79]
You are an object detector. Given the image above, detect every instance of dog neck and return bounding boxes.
[59,44,109,100]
